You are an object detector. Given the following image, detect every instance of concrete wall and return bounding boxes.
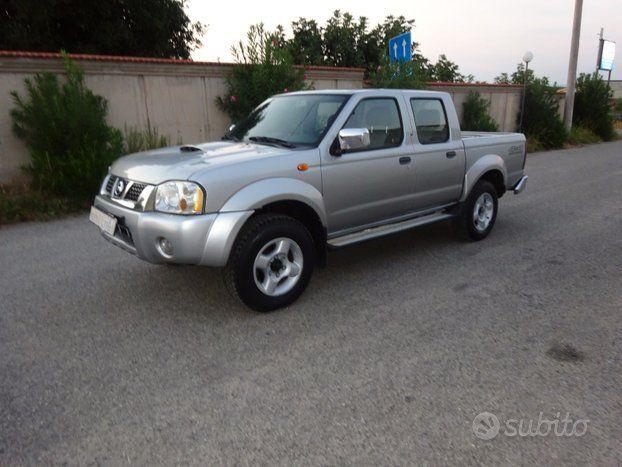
[609,80,622,99]
[427,83,522,133]
[0,51,522,184]
[0,52,364,183]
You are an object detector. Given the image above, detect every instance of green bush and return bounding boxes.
[217,24,309,122]
[573,73,615,141]
[519,77,566,149]
[0,184,78,225]
[123,124,171,154]
[10,55,123,202]
[369,55,429,89]
[461,92,499,132]
[567,126,602,146]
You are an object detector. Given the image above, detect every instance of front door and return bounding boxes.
[321,96,415,233]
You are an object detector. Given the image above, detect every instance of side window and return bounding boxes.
[410,98,450,144]
[343,98,403,150]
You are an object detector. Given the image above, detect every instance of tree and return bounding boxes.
[430,54,468,82]
[0,0,203,59]
[573,73,615,141]
[495,63,534,85]
[462,92,499,131]
[10,55,123,201]
[322,10,368,68]
[285,11,416,74]
[288,18,324,65]
[369,55,429,89]
[520,76,566,148]
[217,24,308,122]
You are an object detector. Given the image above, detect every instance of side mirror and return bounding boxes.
[338,128,370,153]
[228,124,235,132]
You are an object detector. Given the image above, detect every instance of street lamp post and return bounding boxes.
[519,51,533,133]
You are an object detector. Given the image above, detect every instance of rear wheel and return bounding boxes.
[223,214,315,312]
[454,180,498,241]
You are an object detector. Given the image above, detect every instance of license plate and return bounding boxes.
[89,206,117,236]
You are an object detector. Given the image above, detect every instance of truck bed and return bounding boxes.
[461,131,526,190]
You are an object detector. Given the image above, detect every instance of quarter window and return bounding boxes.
[410,98,450,144]
[343,98,403,150]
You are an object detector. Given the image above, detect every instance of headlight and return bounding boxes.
[155,181,205,214]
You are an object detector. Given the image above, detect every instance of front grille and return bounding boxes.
[105,176,117,193]
[125,183,146,201]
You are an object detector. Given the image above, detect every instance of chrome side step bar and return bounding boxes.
[327,211,455,248]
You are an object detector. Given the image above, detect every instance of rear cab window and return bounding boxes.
[410,98,450,144]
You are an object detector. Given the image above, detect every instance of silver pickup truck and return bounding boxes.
[91,89,527,311]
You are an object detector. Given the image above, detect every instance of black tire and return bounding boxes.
[223,214,315,312]
[454,179,498,241]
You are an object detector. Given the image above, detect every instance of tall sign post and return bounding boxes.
[596,34,616,86]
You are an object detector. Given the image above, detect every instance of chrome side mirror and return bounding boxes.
[338,128,370,152]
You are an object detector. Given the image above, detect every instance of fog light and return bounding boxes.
[158,237,174,257]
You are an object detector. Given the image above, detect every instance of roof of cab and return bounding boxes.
[278,88,450,98]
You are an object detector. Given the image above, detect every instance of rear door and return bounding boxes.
[408,97,466,210]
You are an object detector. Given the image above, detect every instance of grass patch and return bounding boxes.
[567,126,602,146]
[526,137,545,153]
[0,184,84,225]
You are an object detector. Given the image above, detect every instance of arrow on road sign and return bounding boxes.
[388,31,412,63]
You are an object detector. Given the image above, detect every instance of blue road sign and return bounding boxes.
[388,31,412,62]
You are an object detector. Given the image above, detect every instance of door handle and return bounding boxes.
[446,151,457,158]
[399,156,412,165]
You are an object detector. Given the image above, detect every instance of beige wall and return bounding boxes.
[0,55,364,183]
[610,80,622,100]
[427,83,522,133]
[0,53,522,184]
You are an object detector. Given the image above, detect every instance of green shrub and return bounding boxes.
[567,126,602,146]
[0,184,78,225]
[123,124,171,154]
[519,77,566,149]
[461,92,499,132]
[525,137,544,153]
[573,73,615,141]
[369,55,429,89]
[217,24,309,122]
[10,54,123,202]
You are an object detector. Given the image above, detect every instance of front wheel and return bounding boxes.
[454,180,498,241]
[223,214,315,312]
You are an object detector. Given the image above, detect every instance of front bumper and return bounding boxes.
[93,196,253,267]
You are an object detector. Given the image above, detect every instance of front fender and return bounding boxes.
[220,178,327,227]
[460,155,507,202]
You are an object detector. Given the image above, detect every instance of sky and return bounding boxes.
[187,0,621,84]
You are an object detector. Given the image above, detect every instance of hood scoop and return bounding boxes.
[180,145,204,153]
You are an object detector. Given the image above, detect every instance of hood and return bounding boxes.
[110,141,291,185]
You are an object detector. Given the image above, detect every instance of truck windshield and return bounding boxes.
[226,94,350,148]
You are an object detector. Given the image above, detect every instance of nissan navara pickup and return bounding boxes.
[90,89,528,311]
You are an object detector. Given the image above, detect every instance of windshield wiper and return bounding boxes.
[221,134,240,142]
[248,136,296,148]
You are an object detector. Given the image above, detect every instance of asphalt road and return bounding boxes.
[2,141,622,465]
